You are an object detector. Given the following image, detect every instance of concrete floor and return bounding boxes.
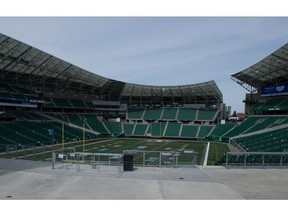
[0,158,288,200]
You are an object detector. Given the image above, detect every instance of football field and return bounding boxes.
[1,138,229,166]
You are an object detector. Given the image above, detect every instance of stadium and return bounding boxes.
[1,32,288,200]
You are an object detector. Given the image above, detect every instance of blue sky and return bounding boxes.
[0,17,288,113]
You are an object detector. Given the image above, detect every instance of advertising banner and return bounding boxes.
[261,83,288,97]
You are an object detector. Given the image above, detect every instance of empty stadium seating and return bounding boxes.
[69,98,88,108]
[103,122,122,136]
[251,97,288,111]
[180,125,199,138]
[164,122,181,137]
[208,124,235,139]
[143,108,163,120]
[82,114,109,134]
[223,115,288,138]
[127,108,145,119]
[126,107,219,123]
[0,83,42,102]
[197,109,217,121]
[233,127,288,152]
[161,108,178,120]
[0,121,94,146]
[177,108,197,121]
[52,98,73,108]
[123,123,135,135]
[198,125,214,138]
[133,124,149,136]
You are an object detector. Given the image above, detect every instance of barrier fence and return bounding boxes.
[224,152,288,168]
[0,144,53,161]
[0,144,199,173]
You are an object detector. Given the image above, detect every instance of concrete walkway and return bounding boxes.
[0,158,287,200]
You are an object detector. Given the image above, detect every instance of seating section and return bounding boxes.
[82,114,109,134]
[127,107,219,122]
[45,113,66,121]
[64,114,83,125]
[127,108,145,119]
[223,116,288,138]
[103,122,122,135]
[198,125,214,138]
[208,124,235,138]
[84,101,94,108]
[177,109,197,121]
[43,97,56,107]
[251,97,288,111]
[197,110,217,121]
[2,96,288,154]
[233,127,288,152]
[52,98,73,108]
[44,97,94,109]
[143,108,163,120]
[133,124,148,136]
[180,125,199,138]
[0,83,42,102]
[1,112,49,121]
[148,122,166,137]
[0,121,95,145]
[69,99,88,108]
[244,116,287,134]
[161,108,178,120]
[123,124,135,135]
[164,122,181,137]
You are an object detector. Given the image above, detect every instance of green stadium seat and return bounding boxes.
[69,98,88,108]
[197,125,214,138]
[123,124,135,135]
[180,125,199,138]
[143,108,162,121]
[52,98,73,108]
[133,124,149,136]
[161,108,178,120]
[104,122,122,135]
[197,109,217,121]
[127,108,145,119]
[164,122,181,137]
[177,108,197,121]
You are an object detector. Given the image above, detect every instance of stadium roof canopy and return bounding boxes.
[0,33,222,105]
[231,43,288,93]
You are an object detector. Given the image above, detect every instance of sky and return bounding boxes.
[0,16,288,113]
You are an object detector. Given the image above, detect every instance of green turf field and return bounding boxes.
[0,138,229,166]
[207,142,229,165]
